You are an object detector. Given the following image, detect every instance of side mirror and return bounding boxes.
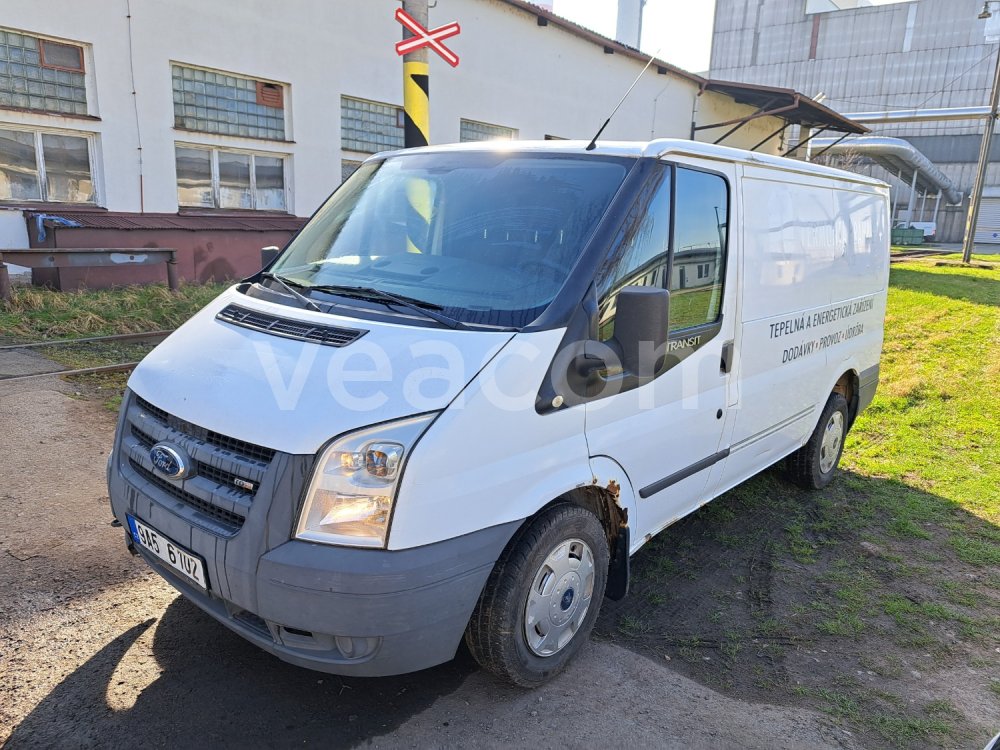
[610,286,670,377]
[261,245,281,268]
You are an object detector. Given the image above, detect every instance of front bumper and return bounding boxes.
[121,520,519,676]
[109,389,520,676]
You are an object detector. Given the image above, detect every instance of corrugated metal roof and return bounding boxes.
[701,80,869,135]
[26,211,308,232]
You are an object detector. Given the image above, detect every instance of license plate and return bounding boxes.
[127,515,209,590]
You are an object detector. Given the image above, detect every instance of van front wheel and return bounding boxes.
[786,392,849,489]
[465,504,609,687]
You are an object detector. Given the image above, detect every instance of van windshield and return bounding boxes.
[269,151,631,328]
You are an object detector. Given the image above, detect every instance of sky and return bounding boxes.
[550,0,915,75]
[550,0,718,75]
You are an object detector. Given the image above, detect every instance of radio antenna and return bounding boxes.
[586,47,662,151]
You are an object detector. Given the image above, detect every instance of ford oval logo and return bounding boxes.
[149,442,190,480]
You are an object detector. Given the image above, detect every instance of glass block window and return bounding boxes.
[341,159,363,183]
[341,96,404,153]
[460,119,517,142]
[0,127,95,203]
[172,64,286,141]
[0,29,88,116]
[175,144,286,211]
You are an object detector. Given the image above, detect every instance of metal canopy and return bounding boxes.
[697,80,868,148]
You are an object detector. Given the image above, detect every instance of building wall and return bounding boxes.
[710,0,997,240]
[711,0,995,140]
[0,0,786,255]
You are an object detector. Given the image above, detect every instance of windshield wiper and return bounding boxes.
[259,272,323,313]
[306,284,470,330]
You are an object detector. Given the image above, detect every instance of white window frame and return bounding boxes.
[0,124,100,204]
[175,142,289,212]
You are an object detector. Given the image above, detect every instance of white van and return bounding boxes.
[108,139,889,686]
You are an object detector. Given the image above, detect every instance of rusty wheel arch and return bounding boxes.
[534,482,631,601]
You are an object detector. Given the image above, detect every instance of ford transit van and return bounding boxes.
[108,139,888,686]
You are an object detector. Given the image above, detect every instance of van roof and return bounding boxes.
[380,139,889,188]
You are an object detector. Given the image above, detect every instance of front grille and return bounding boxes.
[216,303,367,348]
[131,424,257,497]
[132,425,257,497]
[130,458,245,533]
[131,423,154,448]
[198,463,256,495]
[134,395,274,464]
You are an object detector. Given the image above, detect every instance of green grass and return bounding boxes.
[617,614,651,636]
[807,687,959,746]
[846,262,999,526]
[0,283,225,341]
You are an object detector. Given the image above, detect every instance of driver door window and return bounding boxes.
[596,165,730,342]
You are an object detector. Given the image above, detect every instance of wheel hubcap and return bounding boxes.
[524,538,595,657]
[819,410,845,474]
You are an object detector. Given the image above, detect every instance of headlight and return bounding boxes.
[295,413,437,548]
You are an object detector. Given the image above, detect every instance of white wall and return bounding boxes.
[0,0,782,234]
[0,208,30,274]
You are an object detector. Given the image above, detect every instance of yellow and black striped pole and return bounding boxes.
[402,1,431,253]
[403,59,429,147]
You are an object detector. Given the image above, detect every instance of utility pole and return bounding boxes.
[402,0,430,148]
[962,2,1000,263]
[401,0,431,254]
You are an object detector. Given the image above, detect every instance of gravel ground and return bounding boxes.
[0,379,865,749]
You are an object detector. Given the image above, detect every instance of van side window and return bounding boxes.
[596,168,672,341]
[670,168,728,331]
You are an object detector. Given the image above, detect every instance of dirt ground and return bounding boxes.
[0,375,996,748]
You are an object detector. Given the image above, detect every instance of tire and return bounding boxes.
[786,392,849,489]
[465,504,609,687]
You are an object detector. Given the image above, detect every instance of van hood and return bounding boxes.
[127,287,515,455]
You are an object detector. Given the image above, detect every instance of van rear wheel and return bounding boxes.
[465,504,609,687]
[786,392,849,489]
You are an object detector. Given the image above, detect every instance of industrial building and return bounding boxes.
[709,0,1000,243]
[0,0,863,288]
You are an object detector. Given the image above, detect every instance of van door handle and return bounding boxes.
[720,341,734,374]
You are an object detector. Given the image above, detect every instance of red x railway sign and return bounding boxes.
[395,8,461,67]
